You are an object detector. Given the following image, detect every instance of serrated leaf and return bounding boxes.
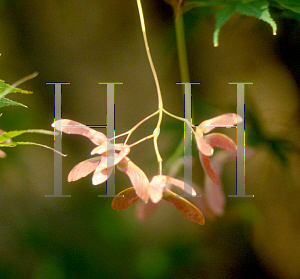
[213,3,236,47]
[0,80,32,94]
[0,129,55,142]
[0,80,32,99]
[236,1,277,35]
[0,97,27,108]
[273,0,300,14]
[0,72,37,99]
[163,189,205,225]
[112,187,140,210]
[0,141,66,156]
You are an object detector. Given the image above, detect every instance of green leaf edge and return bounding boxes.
[0,129,56,142]
[213,3,236,47]
[273,0,300,14]
[0,129,66,156]
[236,1,277,35]
[0,97,28,108]
[0,72,38,100]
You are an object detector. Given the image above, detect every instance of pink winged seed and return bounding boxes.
[117,157,150,203]
[92,155,114,185]
[200,155,220,185]
[199,113,242,134]
[205,133,237,151]
[93,145,131,169]
[135,199,159,220]
[52,119,107,145]
[203,147,255,218]
[91,142,124,155]
[68,156,102,182]
[163,189,205,225]
[112,187,140,210]
[199,132,238,185]
[205,175,226,217]
[195,130,214,156]
[91,146,130,186]
[203,152,227,217]
[166,176,197,196]
[148,176,198,204]
[148,176,168,203]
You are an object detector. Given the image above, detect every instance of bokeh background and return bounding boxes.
[1,0,300,278]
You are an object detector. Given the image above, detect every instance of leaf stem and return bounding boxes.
[175,11,190,83]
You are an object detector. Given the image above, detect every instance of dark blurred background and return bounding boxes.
[0,0,300,278]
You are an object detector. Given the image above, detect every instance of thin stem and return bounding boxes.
[163,108,195,132]
[136,0,163,109]
[109,131,129,141]
[136,0,163,170]
[124,110,159,145]
[129,110,159,134]
[135,0,194,176]
[107,110,159,144]
[163,108,185,122]
[129,134,154,148]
